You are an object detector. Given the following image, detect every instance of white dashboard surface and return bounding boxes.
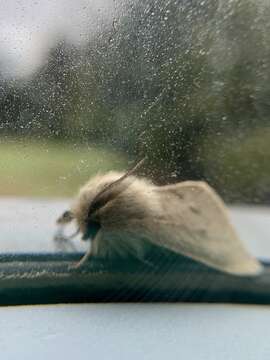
[1,303,270,360]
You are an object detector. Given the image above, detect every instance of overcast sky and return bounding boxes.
[0,0,117,78]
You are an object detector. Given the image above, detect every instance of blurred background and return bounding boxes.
[1,0,270,203]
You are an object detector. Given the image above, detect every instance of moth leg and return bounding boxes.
[53,226,69,251]
[53,226,79,252]
[70,232,101,269]
[63,229,80,251]
[63,237,78,252]
[70,241,93,269]
[54,211,78,252]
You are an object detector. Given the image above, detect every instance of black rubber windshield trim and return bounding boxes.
[0,251,269,306]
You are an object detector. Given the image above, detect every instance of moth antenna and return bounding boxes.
[88,157,147,218]
[97,157,147,196]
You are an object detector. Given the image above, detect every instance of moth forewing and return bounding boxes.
[151,181,262,276]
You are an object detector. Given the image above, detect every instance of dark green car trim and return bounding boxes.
[0,248,269,306]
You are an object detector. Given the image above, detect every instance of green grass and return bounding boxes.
[0,140,127,197]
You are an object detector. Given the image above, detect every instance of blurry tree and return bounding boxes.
[0,79,35,136]
[29,41,82,139]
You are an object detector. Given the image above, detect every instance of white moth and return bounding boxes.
[54,159,262,276]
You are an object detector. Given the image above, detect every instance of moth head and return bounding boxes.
[56,158,146,241]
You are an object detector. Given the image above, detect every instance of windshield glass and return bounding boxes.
[1,0,269,267]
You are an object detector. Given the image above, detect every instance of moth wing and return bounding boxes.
[152,181,262,276]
